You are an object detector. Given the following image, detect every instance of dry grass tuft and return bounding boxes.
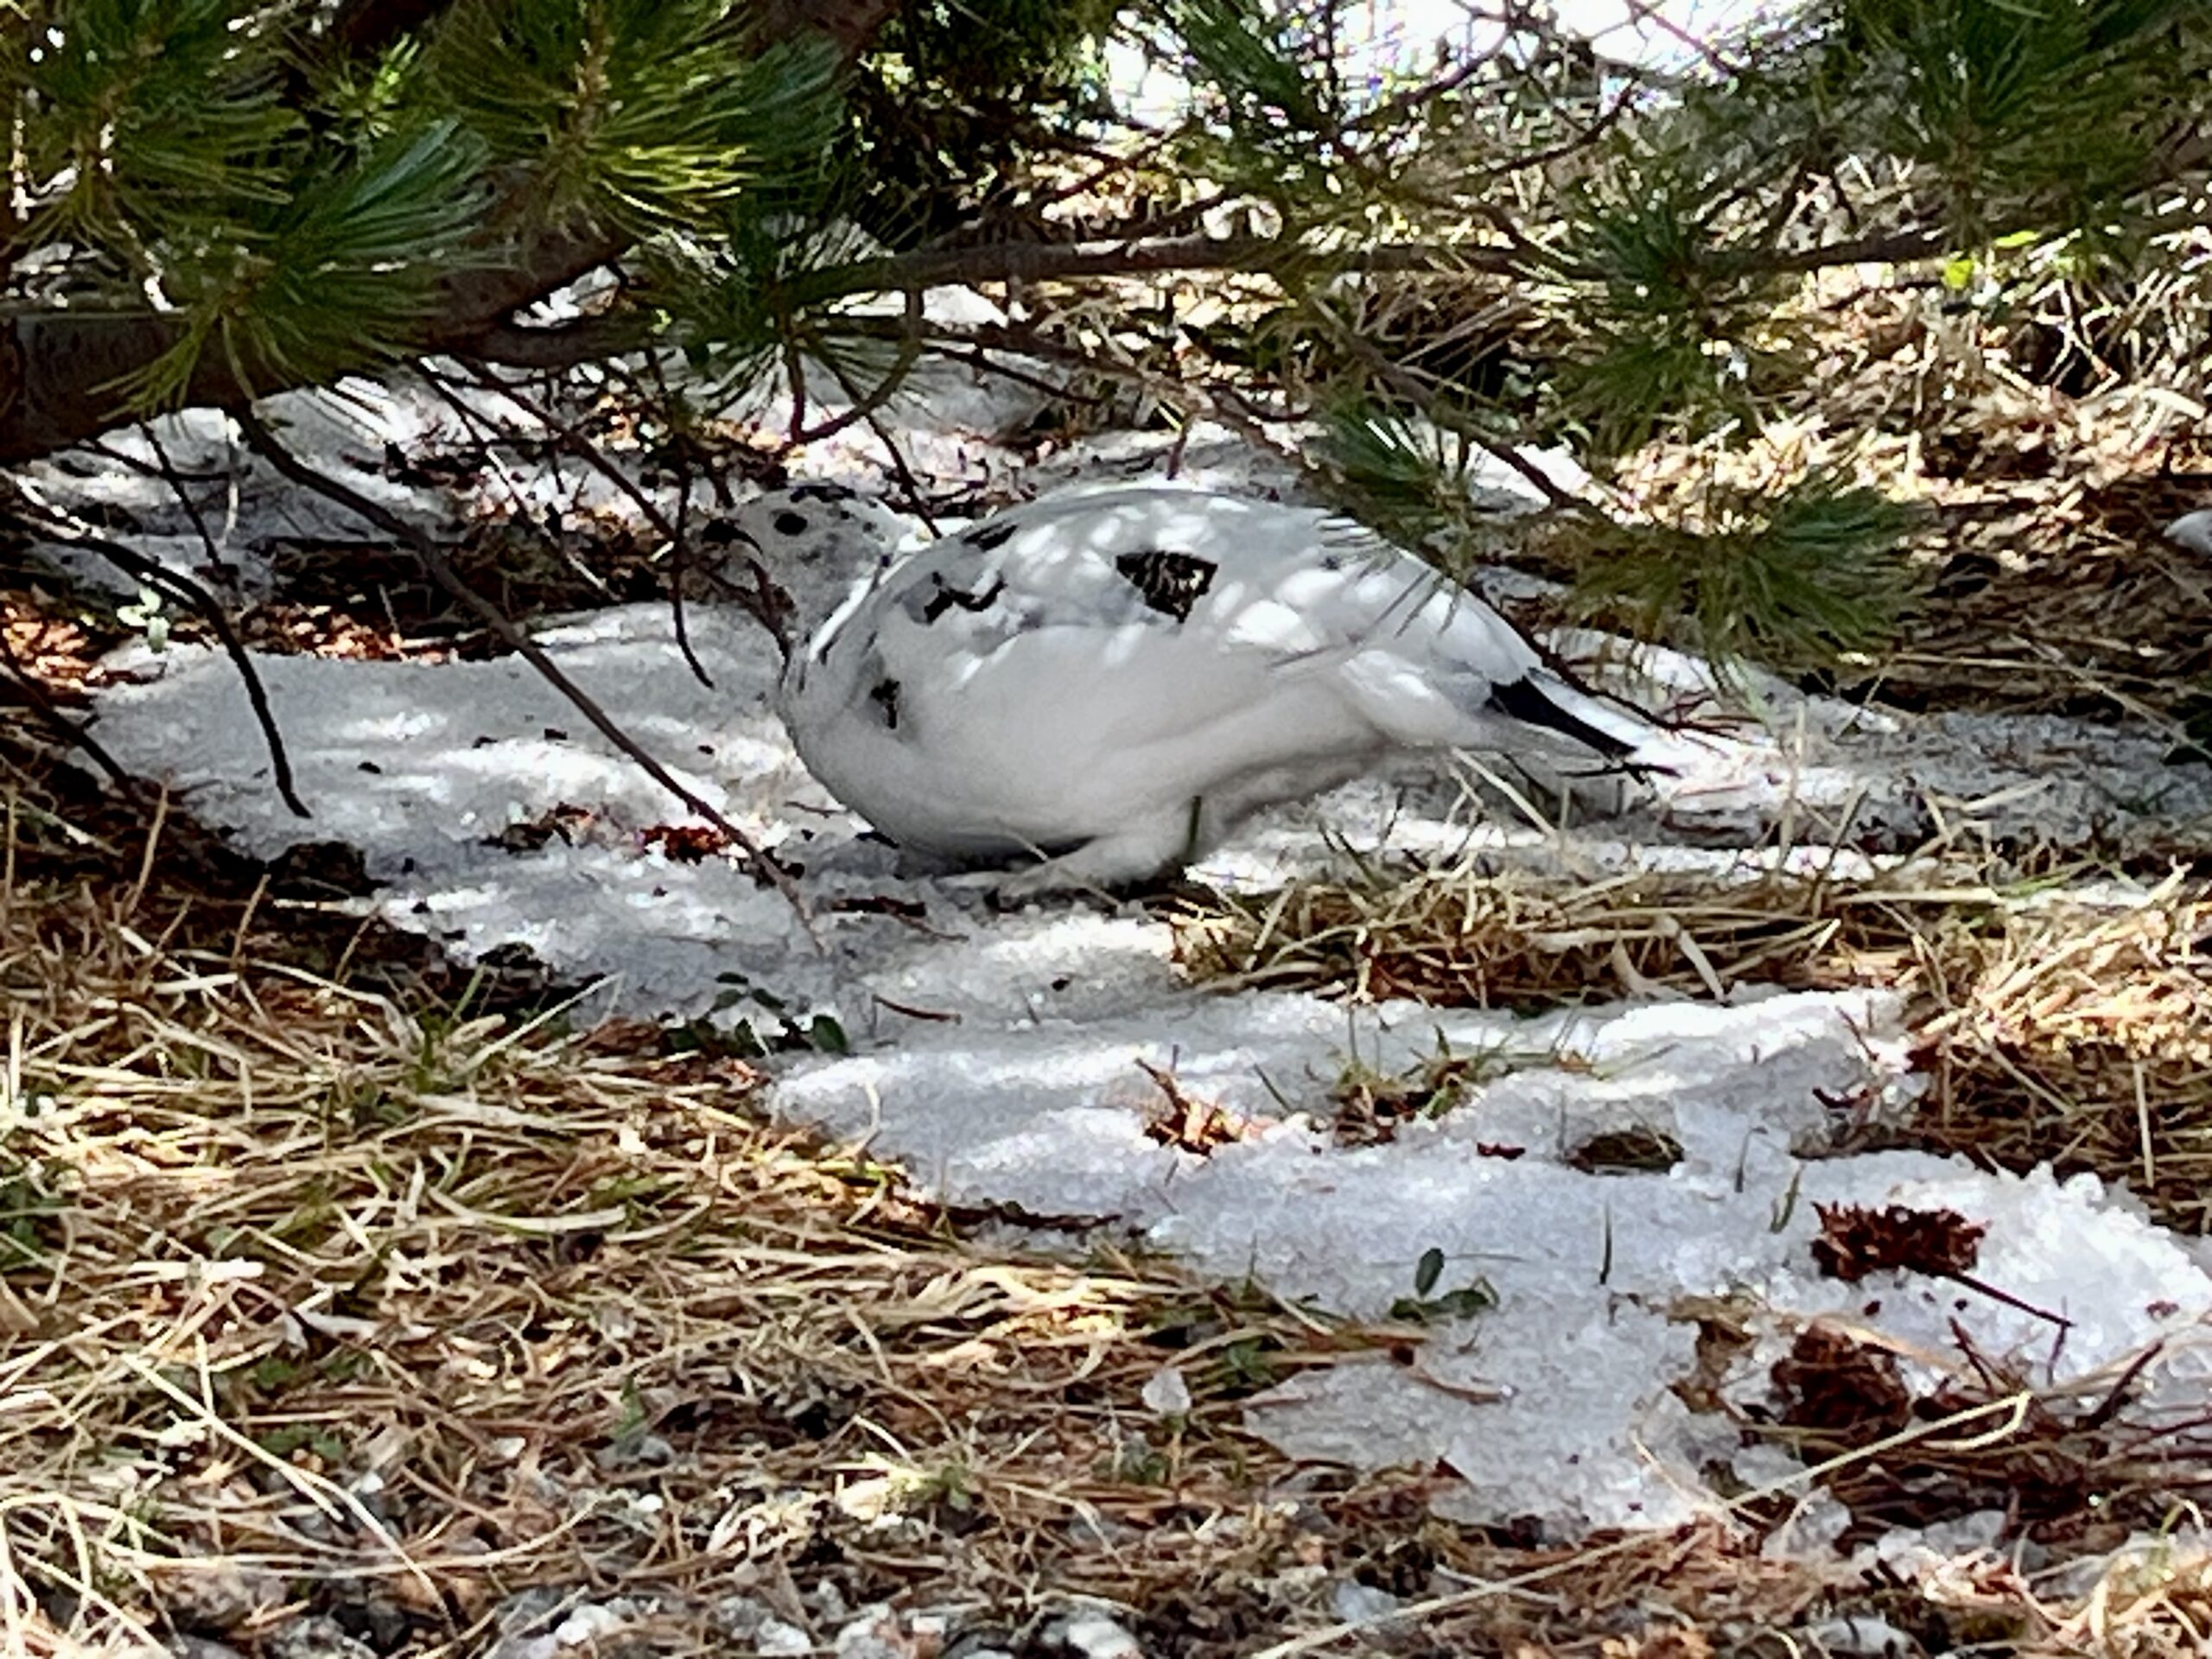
[0,795,1389,1655]
[1173,863,1874,1008]
[1904,877,2212,1233]
[1173,859,2212,1230]
[1764,1321,2212,1548]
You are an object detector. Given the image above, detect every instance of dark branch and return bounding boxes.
[229,406,810,920]
[0,224,626,465]
[138,419,237,577]
[0,630,145,800]
[466,310,657,372]
[3,509,310,817]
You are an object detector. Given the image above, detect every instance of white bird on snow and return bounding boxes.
[724,481,1681,898]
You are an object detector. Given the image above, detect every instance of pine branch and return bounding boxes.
[789,291,924,447]
[1331,324,1588,514]
[0,0,887,467]
[462,233,1512,374]
[0,222,626,463]
[804,234,1516,297]
[467,310,658,371]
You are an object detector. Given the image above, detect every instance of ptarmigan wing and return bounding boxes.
[768,483,1659,874]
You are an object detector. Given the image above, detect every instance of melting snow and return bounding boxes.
[55,391,2212,1536]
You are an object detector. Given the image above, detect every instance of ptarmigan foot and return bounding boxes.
[981,806,1204,905]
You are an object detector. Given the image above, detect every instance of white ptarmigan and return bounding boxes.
[731,482,1675,897]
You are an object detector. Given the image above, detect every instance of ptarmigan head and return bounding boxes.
[702,483,918,656]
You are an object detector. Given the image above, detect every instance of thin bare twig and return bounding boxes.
[136,419,236,576]
[437,362,718,688]
[665,420,706,689]
[228,406,809,921]
[634,352,748,669]
[2,505,309,816]
[813,343,939,532]
[1328,319,1590,513]
[0,628,143,798]
[407,370,639,620]
[785,290,926,450]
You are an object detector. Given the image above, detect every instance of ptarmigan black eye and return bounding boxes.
[773,511,809,537]
[868,677,901,728]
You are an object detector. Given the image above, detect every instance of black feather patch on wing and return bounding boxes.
[962,520,1019,550]
[915,575,1007,624]
[868,677,901,728]
[1486,677,1637,760]
[1115,549,1217,622]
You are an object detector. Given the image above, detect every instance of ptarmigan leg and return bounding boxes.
[989,802,1205,900]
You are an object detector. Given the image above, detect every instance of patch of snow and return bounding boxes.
[1108,1,1806,130]
[1050,1610,1146,1659]
[17,379,518,601]
[75,451,2212,1536]
[729,283,1055,462]
[1141,1364,1194,1415]
[1761,1490,1854,1561]
[713,1598,815,1656]
[1803,1613,1917,1657]
[1028,421,1581,518]
[1327,1580,1403,1626]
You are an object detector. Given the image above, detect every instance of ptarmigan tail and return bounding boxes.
[1338,644,1674,775]
[1482,671,1658,769]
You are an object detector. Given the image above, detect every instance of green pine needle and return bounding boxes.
[1572,474,1924,675]
[430,0,842,234]
[1170,0,1326,138]
[15,0,297,250]
[127,119,492,404]
[1311,399,1496,562]
[1833,0,2197,237]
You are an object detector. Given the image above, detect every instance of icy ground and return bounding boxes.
[42,376,2212,1540]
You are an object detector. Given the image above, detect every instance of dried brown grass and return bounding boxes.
[7,780,2209,1656]
[1173,858,2212,1232]
[0,793,1369,1655]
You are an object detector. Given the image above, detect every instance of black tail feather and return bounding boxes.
[1484,675,1649,767]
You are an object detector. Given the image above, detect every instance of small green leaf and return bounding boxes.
[1414,1246,1445,1297]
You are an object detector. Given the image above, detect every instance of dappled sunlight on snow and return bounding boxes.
[81,429,2212,1537]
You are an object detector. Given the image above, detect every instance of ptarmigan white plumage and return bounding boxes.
[730,482,1674,896]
